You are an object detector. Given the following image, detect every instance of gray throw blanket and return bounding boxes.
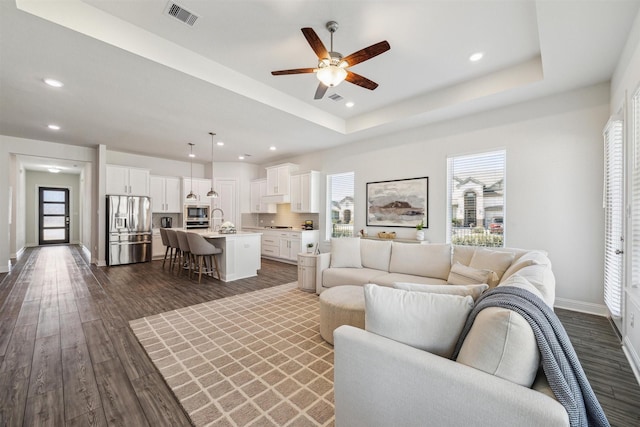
[451,286,610,427]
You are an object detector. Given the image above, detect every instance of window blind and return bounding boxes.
[446,150,506,247]
[327,172,354,239]
[603,117,624,318]
[631,88,640,296]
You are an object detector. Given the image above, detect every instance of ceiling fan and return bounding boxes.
[271,21,390,100]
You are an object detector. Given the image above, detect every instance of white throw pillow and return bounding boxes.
[330,237,362,268]
[360,239,392,271]
[388,243,451,280]
[447,262,492,286]
[469,248,515,287]
[364,284,473,358]
[394,282,488,301]
[456,307,540,387]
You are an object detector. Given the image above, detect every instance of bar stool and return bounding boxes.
[165,229,181,271]
[159,228,172,269]
[186,232,223,283]
[175,230,193,277]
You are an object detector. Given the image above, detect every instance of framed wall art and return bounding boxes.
[366,177,428,228]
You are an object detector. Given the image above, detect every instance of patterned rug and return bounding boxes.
[129,283,335,427]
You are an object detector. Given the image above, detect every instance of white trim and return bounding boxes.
[623,336,640,387]
[554,298,609,317]
[11,246,25,260]
[0,260,9,273]
[96,260,107,267]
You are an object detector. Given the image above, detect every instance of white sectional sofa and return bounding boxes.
[316,238,569,427]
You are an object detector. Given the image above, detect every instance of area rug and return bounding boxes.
[129,282,335,427]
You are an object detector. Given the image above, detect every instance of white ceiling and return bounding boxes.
[1,0,639,165]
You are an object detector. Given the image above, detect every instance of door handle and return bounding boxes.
[615,249,624,255]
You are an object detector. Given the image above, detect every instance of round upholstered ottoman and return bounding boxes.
[319,285,365,345]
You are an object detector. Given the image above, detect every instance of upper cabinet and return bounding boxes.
[150,176,182,213]
[106,165,150,196]
[290,171,320,213]
[250,179,276,213]
[183,177,212,203]
[266,163,298,196]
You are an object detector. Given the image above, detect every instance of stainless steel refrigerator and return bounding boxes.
[106,195,152,266]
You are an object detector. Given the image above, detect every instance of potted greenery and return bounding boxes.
[415,220,425,241]
[306,243,315,253]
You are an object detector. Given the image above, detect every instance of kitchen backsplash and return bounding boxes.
[241,204,319,229]
[151,213,180,229]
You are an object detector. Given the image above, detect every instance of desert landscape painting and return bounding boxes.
[366,177,428,227]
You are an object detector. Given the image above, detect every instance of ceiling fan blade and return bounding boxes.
[345,71,378,90]
[314,83,328,100]
[302,27,329,59]
[342,41,390,67]
[271,68,316,76]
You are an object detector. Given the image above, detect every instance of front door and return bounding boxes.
[39,187,70,245]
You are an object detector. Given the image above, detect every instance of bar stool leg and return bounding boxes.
[162,246,171,269]
[213,254,221,280]
[198,256,204,283]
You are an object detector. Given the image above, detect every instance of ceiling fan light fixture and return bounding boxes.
[317,65,347,87]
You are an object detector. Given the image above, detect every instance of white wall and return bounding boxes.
[611,8,640,381]
[273,83,610,312]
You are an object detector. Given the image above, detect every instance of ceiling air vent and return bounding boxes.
[165,2,198,26]
[328,93,343,101]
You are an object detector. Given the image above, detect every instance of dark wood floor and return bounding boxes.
[0,245,639,426]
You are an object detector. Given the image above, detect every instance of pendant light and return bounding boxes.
[206,132,219,198]
[186,143,197,200]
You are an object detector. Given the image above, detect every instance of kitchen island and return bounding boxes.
[188,229,262,282]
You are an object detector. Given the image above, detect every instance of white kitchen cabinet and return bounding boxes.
[250,179,276,213]
[266,163,297,196]
[261,231,280,257]
[150,176,182,213]
[290,171,320,213]
[211,178,238,230]
[261,229,318,263]
[279,232,301,261]
[151,231,166,259]
[106,165,150,196]
[183,177,212,202]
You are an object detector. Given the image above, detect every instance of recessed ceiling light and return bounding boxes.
[269,146,276,151]
[44,78,63,88]
[48,124,60,130]
[469,52,484,62]
[238,155,245,160]
[345,102,355,108]
[48,168,61,173]
[217,141,224,146]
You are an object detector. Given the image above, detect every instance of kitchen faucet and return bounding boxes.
[211,208,225,230]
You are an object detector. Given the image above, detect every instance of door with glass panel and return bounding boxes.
[39,187,70,245]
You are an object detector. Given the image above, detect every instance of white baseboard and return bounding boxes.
[554,298,608,317]
[11,247,25,260]
[0,260,9,273]
[623,336,640,387]
[96,260,107,267]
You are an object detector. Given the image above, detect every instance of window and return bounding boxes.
[327,172,354,239]
[447,150,506,247]
[631,88,640,301]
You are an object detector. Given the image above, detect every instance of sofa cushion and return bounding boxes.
[452,245,476,266]
[330,238,362,268]
[322,268,387,288]
[389,243,451,280]
[456,306,540,387]
[469,248,515,287]
[501,251,549,282]
[364,283,473,358]
[447,262,492,286]
[360,239,392,271]
[394,282,488,301]
[373,273,447,287]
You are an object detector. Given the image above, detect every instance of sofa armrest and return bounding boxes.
[315,252,331,294]
[334,326,569,427]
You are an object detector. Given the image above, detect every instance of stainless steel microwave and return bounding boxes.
[184,205,209,220]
